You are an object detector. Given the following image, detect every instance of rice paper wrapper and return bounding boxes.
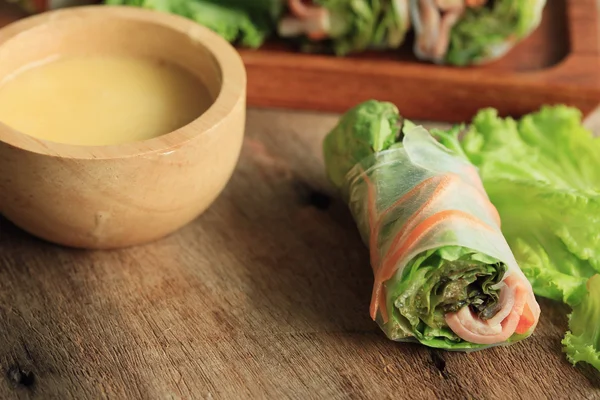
[342,126,537,348]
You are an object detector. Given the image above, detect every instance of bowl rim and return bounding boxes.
[0,5,247,160]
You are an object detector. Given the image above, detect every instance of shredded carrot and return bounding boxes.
[358,167,381,272]
[514,302,536,334]
[377,174,457,268]
[362,174,447,276]
[370,208,496,320]
[361,174,446,323]
[360,167,501,321]
[379,176,442,221]
[367,175,443,270]
[368,174,457,320]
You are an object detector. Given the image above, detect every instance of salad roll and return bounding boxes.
[323,100,540,349]
[410,0,547,65]
[278,0,411,55]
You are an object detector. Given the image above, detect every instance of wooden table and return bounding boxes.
[1,108,600,399]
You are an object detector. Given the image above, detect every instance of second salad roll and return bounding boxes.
[324,100,540,349]
[410,0,547,65]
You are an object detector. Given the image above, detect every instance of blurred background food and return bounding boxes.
[4,0,548,66]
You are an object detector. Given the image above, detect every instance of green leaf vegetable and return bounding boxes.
[278,0,411,56]
[323,99,401,188]
[320,0,383,55]
[433,105,600,370]
[562,274,600,370]
[105,0,283,48]
[385,247,508,349]
[101,0,546,66]
[324,100,539,349]
[446,0,546,65]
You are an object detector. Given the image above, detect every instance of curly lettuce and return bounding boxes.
[319,0,381,55]
[433,106,600,306]
[371,0,410,49]
[323,99,401,189]
[433,105,600,369]
[279,0,410,56]
[562,274,600,370]
[385,246,506,349]
[105,0,281,48]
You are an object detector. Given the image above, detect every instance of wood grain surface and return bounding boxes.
[1,108,599,400]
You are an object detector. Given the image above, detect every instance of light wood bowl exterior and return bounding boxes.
[0,6,247,249]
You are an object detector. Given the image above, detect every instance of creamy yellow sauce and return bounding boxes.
[0,55,213,146]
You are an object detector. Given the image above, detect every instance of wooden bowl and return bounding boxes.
[0,6,247,249]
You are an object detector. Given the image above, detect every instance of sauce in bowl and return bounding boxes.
[0,55,213,146]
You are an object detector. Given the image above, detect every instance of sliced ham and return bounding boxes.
[416,0,486,61]
[432,9,463,61]
[416,0,441,56]
[485,282,515,326]
[279,0,329,40]
[288,0,315,18]
[445,275,539,345]
[393,0,411,31]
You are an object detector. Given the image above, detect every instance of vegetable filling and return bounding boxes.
[390,247,506,342]
[324,100,540,350]
[414,0,488,61]
[279,0,410,55]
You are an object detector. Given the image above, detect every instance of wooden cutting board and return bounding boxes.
[1,108,599,399]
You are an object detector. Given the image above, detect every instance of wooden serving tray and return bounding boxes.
[239,0,600,122]
[0,0,598,123]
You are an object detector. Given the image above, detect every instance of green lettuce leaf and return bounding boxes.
[371,0,409,49]
[433,106,600,307]
[434,104,600,369]
[210,0,284,21]
[562,274,600,370]
[323,99,401,189]
[105,0,279,48]
[186,1,270,47]
[384,246,506,350]
[484,180,599,306]
[305,0,381,55]
[281,0,408,55]
[446,0,546,66]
